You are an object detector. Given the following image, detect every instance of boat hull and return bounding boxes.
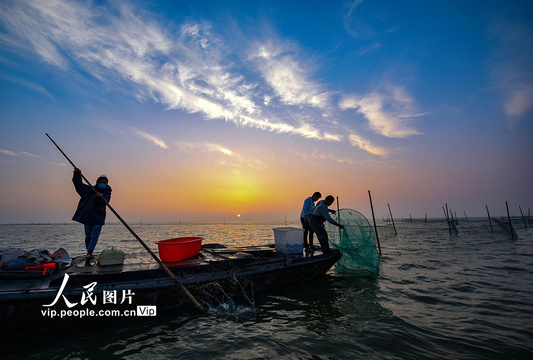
[0,245,340,337]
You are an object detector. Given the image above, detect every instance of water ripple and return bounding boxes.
[2,220,533,359]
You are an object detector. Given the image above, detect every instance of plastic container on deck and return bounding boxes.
[99,247,125,266]
[273,227,304,254]
[156,237,204,262]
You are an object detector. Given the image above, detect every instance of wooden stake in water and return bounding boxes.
[387,203,397,236]
[506,201,516,240]
[486,204,493,232]
[368,190,382,255]
[444,204,452,236]
[519,206,527,228]
[464,211,469,225]
[450,209,456,225]
[336,196,342,245]
[449,206,454,224]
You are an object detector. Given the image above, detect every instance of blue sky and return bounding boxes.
[0,0,532,223]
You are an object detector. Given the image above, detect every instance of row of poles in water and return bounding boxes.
[367,190,529,241]
[442,201,528,240]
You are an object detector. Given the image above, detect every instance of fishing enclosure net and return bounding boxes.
[373,215,527,240]
[325,209,380,275]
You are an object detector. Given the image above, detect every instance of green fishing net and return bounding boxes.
[325,208,380,274]
[492,218,517,239]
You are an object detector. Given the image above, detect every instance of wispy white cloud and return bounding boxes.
[175,141,266,169]
[0,0,72,68]
[97,121,169,149]
[100,121,168,149]
[250,41,332,110]
[127,127,168,149]
[176,141,231,155]
[20,151,40,158]
[0,0,415,157]
[487,19,533,128]
[343,0,375,40]
[354,42,381,57]
[205,143,234,156]
[0,73,54,99]
[345,0,364,20]
[340,86,421,138]
[0,149,17,156]
[0,149,41,157]
[297,149,363,166]
[348,134,388,156]
[504,85,533,119]
[238,114,341,142]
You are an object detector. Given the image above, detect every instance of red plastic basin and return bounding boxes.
[156,237,204,262]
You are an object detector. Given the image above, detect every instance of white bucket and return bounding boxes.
[273,227,304,254]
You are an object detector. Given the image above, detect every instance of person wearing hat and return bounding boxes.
[72,168,112,265]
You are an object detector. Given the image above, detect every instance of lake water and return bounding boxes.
[1,218,532,359]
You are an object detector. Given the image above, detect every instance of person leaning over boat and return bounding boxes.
[300,191,321,252]
[72,168,111,265]
[309,195,343,253]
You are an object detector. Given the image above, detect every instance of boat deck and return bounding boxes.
[64,244,299,274]
[0,243,333,293]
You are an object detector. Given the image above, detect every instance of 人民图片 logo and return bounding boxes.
[41,274,156,318]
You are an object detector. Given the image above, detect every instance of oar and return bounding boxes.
[46,133,206,312]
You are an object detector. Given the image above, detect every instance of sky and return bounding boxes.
[0,0,532,224]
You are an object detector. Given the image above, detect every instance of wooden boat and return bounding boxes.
[0,244,340,337]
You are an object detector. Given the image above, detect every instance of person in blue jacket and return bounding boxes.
[72,168,111,265]
[300,191,321,252]
[309,195,343,253]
